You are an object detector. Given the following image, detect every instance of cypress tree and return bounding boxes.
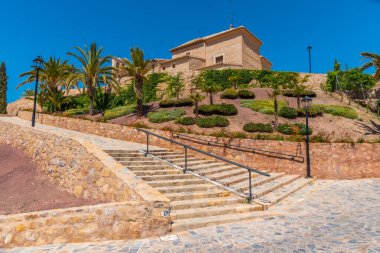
[0,62,7,114]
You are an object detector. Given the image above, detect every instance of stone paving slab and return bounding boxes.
[4,179,380,252]
[0,117,162,151]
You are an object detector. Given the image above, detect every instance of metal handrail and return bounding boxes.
[172,132,304,163]
[137,128,270,201]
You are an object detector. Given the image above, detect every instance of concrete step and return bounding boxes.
[119,160,164,166]
[171,203,262,220]
[218,171,260,186]
[148,151,181,156]
[174,160,217,167]
[155,184,218,194]
[126,165,172,171]
[197,165,240,176]
[171,210,276,232]
[165,157,199,163]
[132,170,181,176]
[165,190,231,201]
[108,153,143,158]
[259,177,315,206]
[171,196,245,210]
[153,154,192,159]
[147,178,206,188]
[104,149,143,154]
[112,156,152,161]
[231,173,285,192]
[206,168,247,181]
[250,175,302,199]
[187,162,227,171]
[140,173,193,181]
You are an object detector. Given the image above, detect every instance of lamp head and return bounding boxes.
[301,96,313,109]
[33,56,44,69]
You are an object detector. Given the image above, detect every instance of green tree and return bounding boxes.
[361,52,380,80]
[166,73,185,100]
[18,57,72,112]
[290,75,310,108]
[228,74,244,90]
[189,91,205,118]
[120,48,149,116]
[67,43,115,115]
[194,72,222,105]
[0,62,7,114]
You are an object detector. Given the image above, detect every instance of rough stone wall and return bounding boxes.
[242,33,263,70]
[171,42,205,59]
[17,111,380,179]
[205,32,242,66]
[0,119,171,248]
[0,201,169,248]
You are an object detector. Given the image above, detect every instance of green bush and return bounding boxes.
[159,98,194,108]
[296,106,324,117]
[282,89,316,97]
[220,88,238,99]
[197,103,238,116]
[176,116,196,125]
[277,123,313,135]
[103,105,136,120]
[62,108,89,116]
[196,116,229,128]
[243,123,273,133]
[241,99,287,115]
[313,104,358,119]
[278,107,297,119]
[237,89,255,99]
[148,109,186,123]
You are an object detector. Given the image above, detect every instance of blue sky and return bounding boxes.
[1,0,379,102]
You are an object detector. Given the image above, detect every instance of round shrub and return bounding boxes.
[220,88,238,99]
[197,103,238,116]
[174,98,194,107]
[148,109,186,123]
[277,123,313,135]
[238,89,255,99]
[282,89,317,97]
[176,116,196,125]
[279,107,297,119]
[159,99,175,108]
[243,123,273,133]
[296,106,323,117]
[196,116,229,128]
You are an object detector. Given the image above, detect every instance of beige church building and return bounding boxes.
[113,25,272,84]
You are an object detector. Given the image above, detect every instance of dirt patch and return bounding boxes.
[0,144,103,215]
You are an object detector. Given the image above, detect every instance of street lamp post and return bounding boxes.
[31,56,44,127]
[307,46,312,73]
[301,96,313,178]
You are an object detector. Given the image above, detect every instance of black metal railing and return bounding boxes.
[172,132,304,163]
[137,128,270,201]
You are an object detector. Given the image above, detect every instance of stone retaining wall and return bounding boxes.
[0,119,170,248]
[0,201,168,248]
[17,111,380,179]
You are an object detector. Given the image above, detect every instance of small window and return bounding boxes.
[163,66,166,70]
[172,64,176,68]
[215,55,224,64]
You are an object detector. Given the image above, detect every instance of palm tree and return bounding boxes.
[18,57,72,112]
[361,52,380,80]
[291,75,309,108]
[120,48,149,116]
[193,73,221,105]
[67,43,115,115]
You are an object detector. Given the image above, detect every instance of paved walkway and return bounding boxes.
[3,179,379,252]
[0,117,162,151]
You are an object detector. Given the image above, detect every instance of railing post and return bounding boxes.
[184,147,188,173]
[145,133,149,157]
[248,170,252,202]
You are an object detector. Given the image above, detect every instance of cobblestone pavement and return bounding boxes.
[0,117,162,151]
[3,179,379,253]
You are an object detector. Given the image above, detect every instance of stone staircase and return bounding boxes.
[105,149,314,232]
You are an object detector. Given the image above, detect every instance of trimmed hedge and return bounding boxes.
[296,106,323,117]
[197,103,238,116]
[277,123,313,135]
[176,116,196,125]
[196,116,229,128]
[159,98,194,108]
[241,99,288,115]
[237,89,255,99]
[220,88,238,99]
[278,107,297,119]
[282,89,316,97]
[148,109,186,123]
[243,123,273,133]
[312,104,358,119]
[103,105,135,120]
